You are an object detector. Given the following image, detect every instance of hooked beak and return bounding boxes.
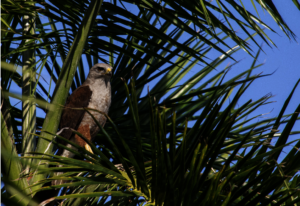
[105,68,112,76]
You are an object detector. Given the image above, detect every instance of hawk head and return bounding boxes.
[88,63,113,80]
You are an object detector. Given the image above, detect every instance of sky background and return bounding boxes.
[226,0,300,116]
[206,0,300,159]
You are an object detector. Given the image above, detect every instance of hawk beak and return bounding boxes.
[106,68,112,76]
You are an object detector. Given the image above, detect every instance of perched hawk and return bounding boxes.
[52,63,112,186]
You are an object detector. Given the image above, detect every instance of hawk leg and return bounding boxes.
[52,125,92,186]
[52,142,77,186]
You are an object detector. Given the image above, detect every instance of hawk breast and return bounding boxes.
[80,78,111,139]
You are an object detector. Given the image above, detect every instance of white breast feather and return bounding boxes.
[80,78,111,136]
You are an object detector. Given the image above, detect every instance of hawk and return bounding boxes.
[52,63,112,186]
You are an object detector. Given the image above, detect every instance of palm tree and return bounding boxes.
[1,0,300,205]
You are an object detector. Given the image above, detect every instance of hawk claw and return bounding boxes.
[84,144,95,164]
[85,144,94,154]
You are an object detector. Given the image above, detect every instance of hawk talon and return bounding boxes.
[85,143,94,154]
[85,144,95,164]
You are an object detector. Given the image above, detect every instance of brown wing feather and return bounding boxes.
[58,85,92,144]
[52,86,92,186]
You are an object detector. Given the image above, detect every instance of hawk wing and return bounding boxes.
[52,85,92,186]
[58,85,92,145]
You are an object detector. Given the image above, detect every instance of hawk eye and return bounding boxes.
[97,67,105,72]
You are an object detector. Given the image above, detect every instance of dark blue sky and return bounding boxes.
[213,1,300,158]
[233,1,300,116]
